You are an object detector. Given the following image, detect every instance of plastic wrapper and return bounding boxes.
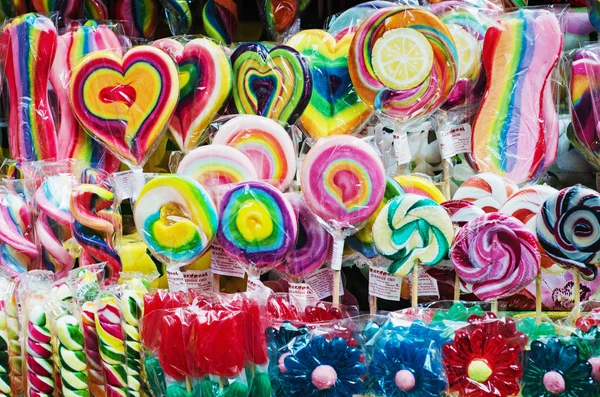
[69,44,179,169]
[216,181,297,276]
[471,8,563,185]
[285,29,373,140]
[1,13,59,162]
[0,279,22,396]
[0,278,14,396]
[569,43,600,171]
[325,1,398,40]
[160,0,193,36]
[256,0,307,40]
[114,0,158,38]
[132,173,218,268]
[230,42,312,125]
[201,0,237,44]
[29,0,83,23]
[151,36,233,153]
[347,6,458,126]
[564,7,595,51]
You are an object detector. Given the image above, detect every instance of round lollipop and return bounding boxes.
[395,175,446,203]
[442,199,485,228]
[327,1,395,39]
[452,212,541,301]
[453,172,518,213]
[212,115,296,191]
[133,174,218,266]
[217,181,297,271]
[348,5,458,121]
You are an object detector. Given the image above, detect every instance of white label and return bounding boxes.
[111,170,144,201]
[438,123,472,159]
[330,239,345,271]
[166,270,187,293]
[288,282,319,307]
[406,271,440,297]
[210,243,246,278]
[393,130,412,165]
[305,268,344,300]
[246,277,270,297]
[183,269,212,291]
[369,267,402,301]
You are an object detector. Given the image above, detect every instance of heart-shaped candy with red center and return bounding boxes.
[70,45,179,167]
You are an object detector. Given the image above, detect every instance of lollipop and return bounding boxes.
[25,303,55,397]
[5,294,21,395]
[283,192,331,277]
[152,38,232,153]
[95,294,127,397]
[230,43,312,125]
[286,29,371,139]
[327,1,395,39]
[212,115,296,191]
[55,315,88,397]
[217,181,297,268]
[259,0,299,36]
[348,6,458,121]
[471,10,562,184]
[395,175,446,203]
[35,175,75,277]
[442,200,485,228]
[81,302,104,397]
[451,212,541,300]
[372,194,454,277]
[203,0,237,44]
[300,135,386,228]
[114,0,158,38]
[0,193,38,277]
[161,0,192,35]
[536,185,600,280]
[69,46,179,168]
[453,172,518,213]
[50,22,121,173]
[30,0,83,19]
[70,184,122,284]
[3,14,58,162]
[83,0,107,19]
[134,175,218,265]
[500,185,558,232]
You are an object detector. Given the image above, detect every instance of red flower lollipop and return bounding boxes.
[159,309,193,380]
[466,313,528,350]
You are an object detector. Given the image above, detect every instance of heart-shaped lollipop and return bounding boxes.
[287,29,371,138]
[231,42,311,125]
[152,38,232,152]
[70,45,179,167]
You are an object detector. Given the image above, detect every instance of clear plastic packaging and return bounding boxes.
[160,0,193,36]
[113,0,158,38]
[325,1,398,40]
[69,45,179,169]
[151,36,233,153]
[202,0,237,44]
[256,0,305,40]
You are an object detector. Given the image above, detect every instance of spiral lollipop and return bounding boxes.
[452,213,541,301]
[348,5,458,121]
[0,301,10,396]
[25,303,55,397]
[70,184,121,284]
[453,173,518,213]
[442,200,485,228]
[536,185,600,280]
[35,175,75,277]
[217,181,297,270]
[0,193,38,277]
[95,294,127,397]
[134,175,218,266]
[55,315,88,397]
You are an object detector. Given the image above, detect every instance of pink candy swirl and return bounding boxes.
[451,213,540,301]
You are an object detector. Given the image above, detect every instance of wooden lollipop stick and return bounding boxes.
[574,268,581,319]
[454,272,460,301]
[213,273,220,293]
[332,270,341,307]
[412,266,419,308]
[369,295,377,315]
[536,270,542,325]
[491,300,498,314]
[442,161,451,200]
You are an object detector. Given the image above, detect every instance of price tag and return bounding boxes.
[305,268,344,300]
[330,239,345,271]
[183,269,212,291]
[438,124,472,159]
[406,272,440,297]
[111,170,144,201]
[210,243,246,278]
[393,130,412,165]
[166,270,187,293]
[289,283,320,307]
[246,277,270,297]
[596,172,600,192]
[368,268,402,301]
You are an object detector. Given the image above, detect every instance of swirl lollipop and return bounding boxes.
[537,185,600,281]
[0,193,38,277]
[95,294,127,397]
[452,212,541,301]
[114,0,158,38]
[453,172,518,213]
[70,184,122,284]
[348,5,458,121]
[134,175,218,266]
[25,303,55,397]
[442,200,485,228]
[217,181,297,271]
[212,115,296,191]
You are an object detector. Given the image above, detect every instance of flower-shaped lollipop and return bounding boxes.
[283,335,366,396]
[521,338,595,397]
[266,322,311,395]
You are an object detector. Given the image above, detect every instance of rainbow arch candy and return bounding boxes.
[152,38,232,153]
[231,43,312,125]
[537,185,600,280]
[134,175,218,265]
[70,45,179,168]
[217,181,297,268]
[300,135,386,228]
[212,115,296,191]
[395,175,446,203]
[203,0,237,44]
[348,6,458,121]
[286,29,372,139]
[0,193,38,277]
[372,194,454,277]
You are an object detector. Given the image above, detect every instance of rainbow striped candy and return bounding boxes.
[0,193,37,277]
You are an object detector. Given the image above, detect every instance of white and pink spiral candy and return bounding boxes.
[0,193,38,277]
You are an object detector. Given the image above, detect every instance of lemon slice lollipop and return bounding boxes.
[447,24,480,80]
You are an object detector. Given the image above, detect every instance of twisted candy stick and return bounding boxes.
[114,0,158,38]
[537,185,600,280]
[0,193,38,277]
[203,0,237,43]
[50,22,121,173]
[452,213,541,301]
[26,303,55,397]
[0,301,10,396]
[55,315,88,397]
[70,184,122,284]
[35,175,75,277]
[81,302,104,397]
[121,279,149,397]
[372,194,455,277]
[3,14,58,162]
[95,295,127,397]
[5,295,22,395]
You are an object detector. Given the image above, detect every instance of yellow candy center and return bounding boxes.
[467,360,493,383]
[154,203,196,249]
[236,200,273,241]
